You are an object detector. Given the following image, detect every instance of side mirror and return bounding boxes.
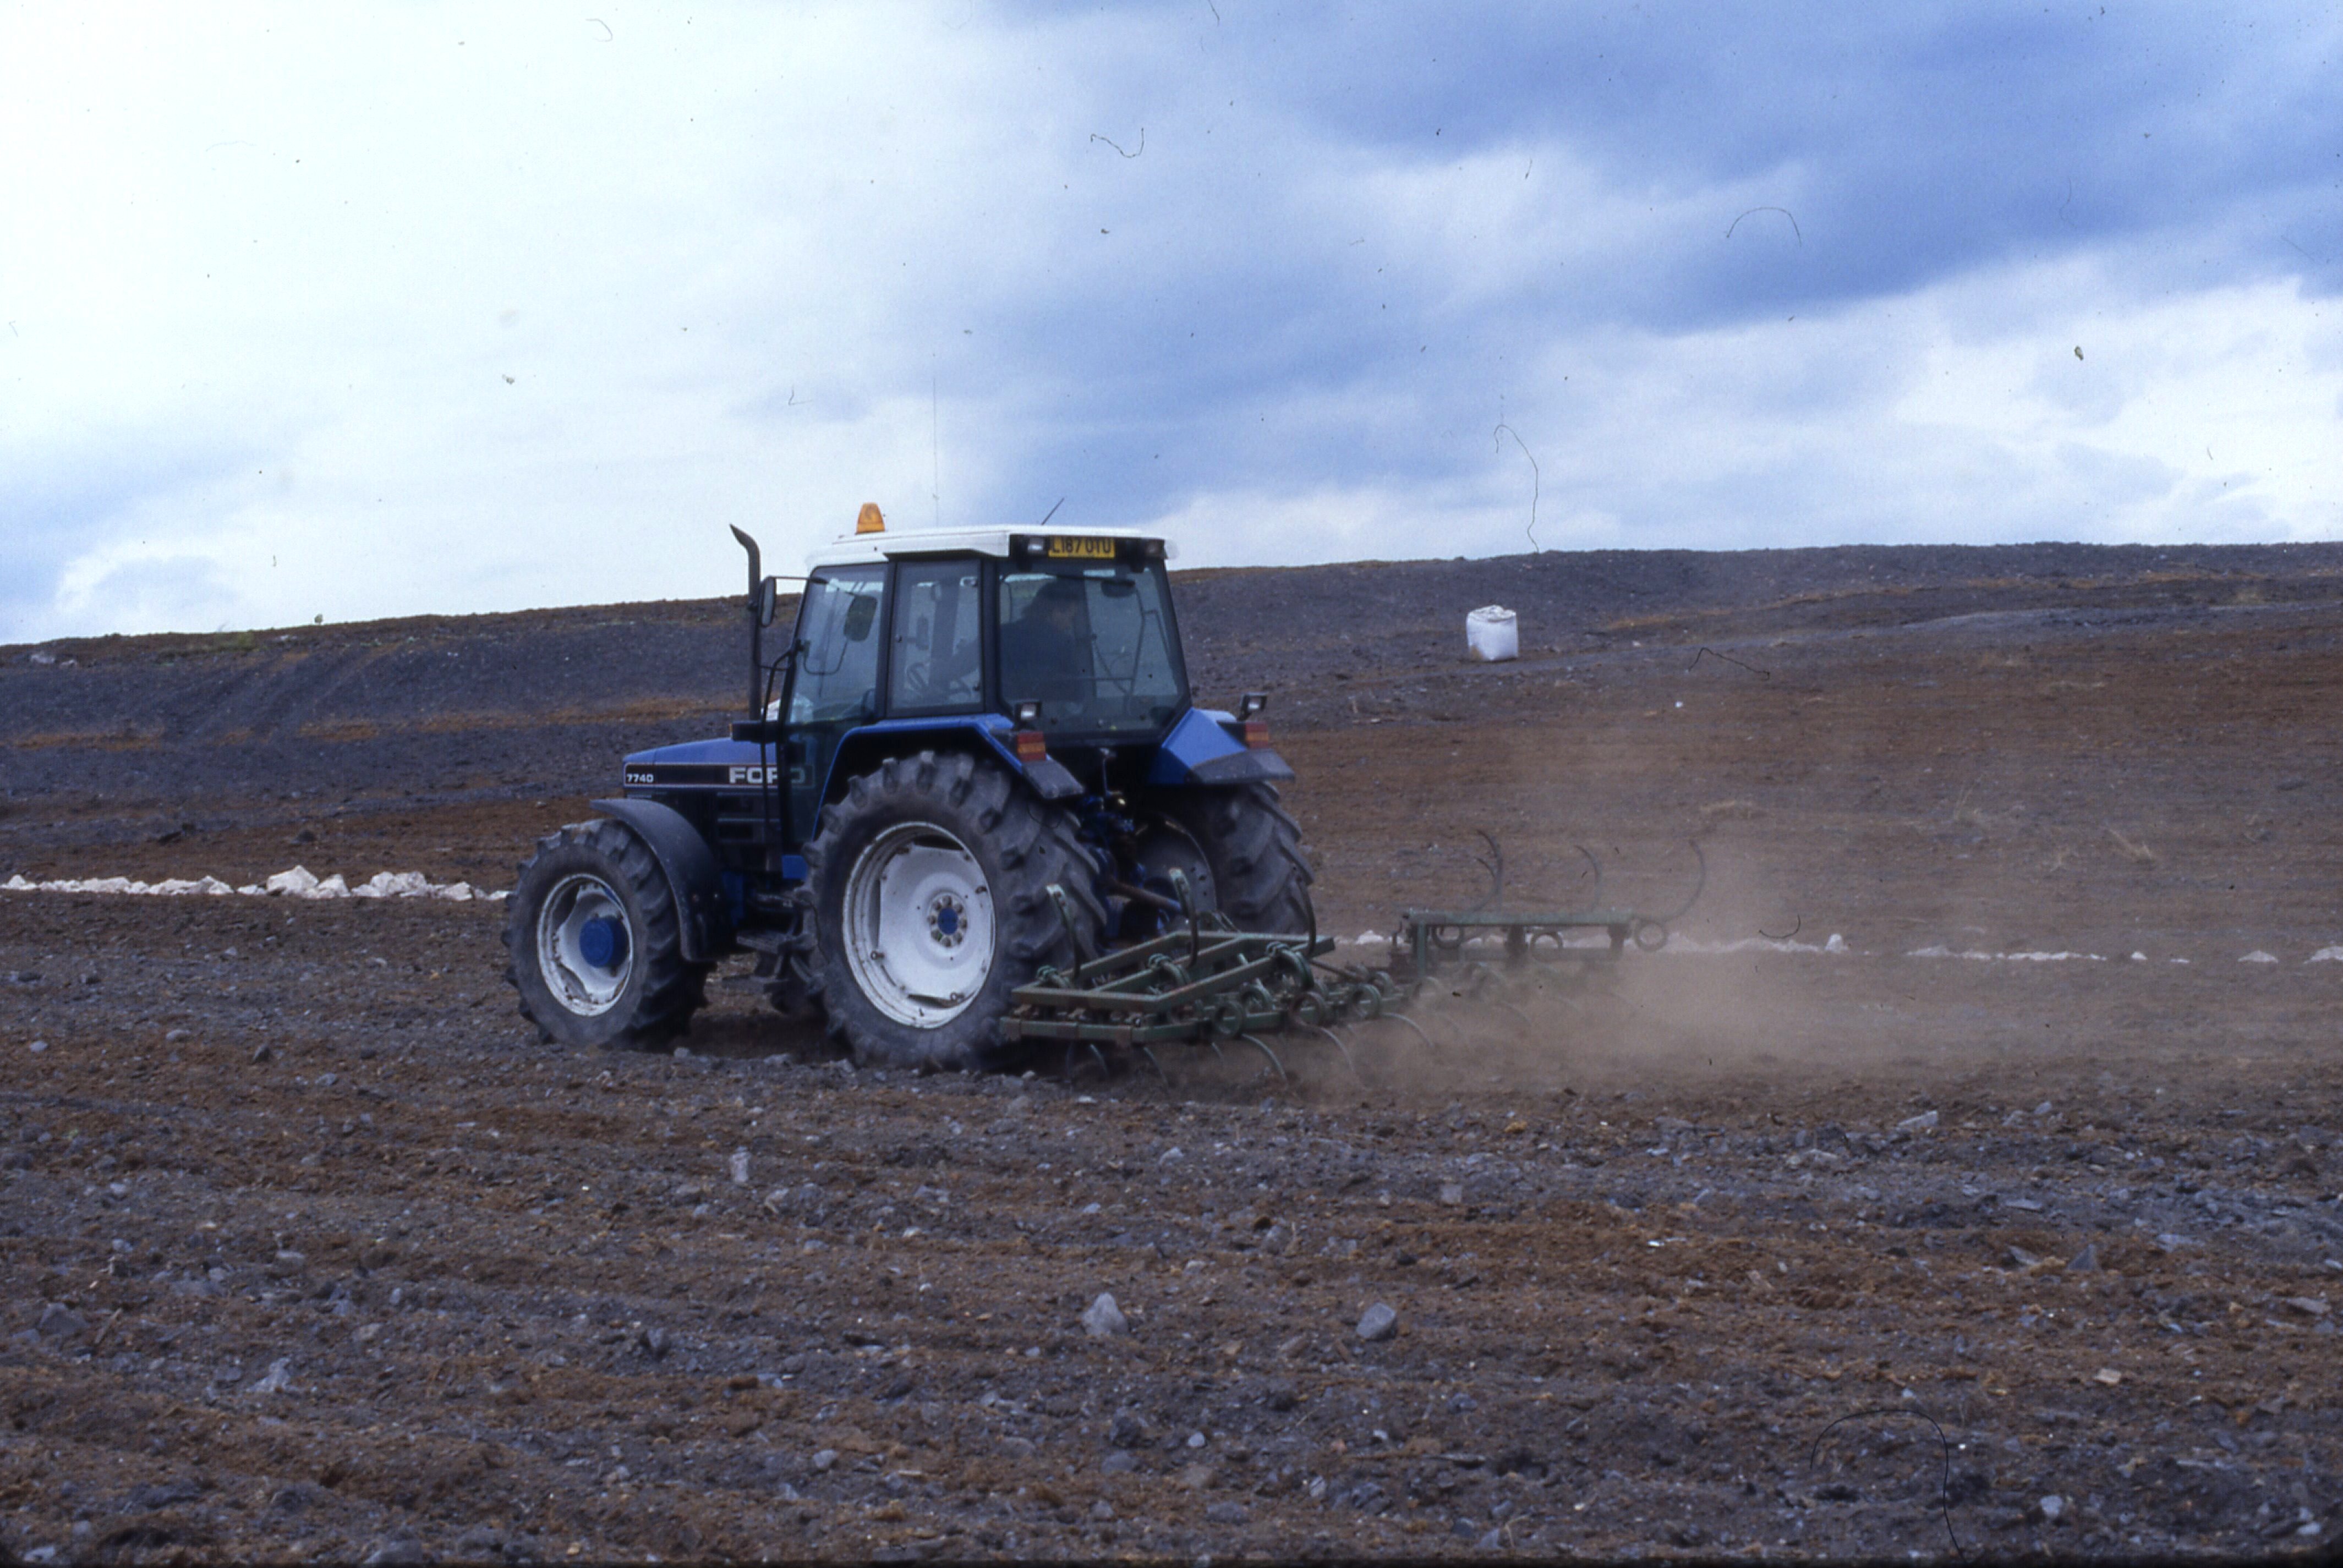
[1237,691,1269,720]
[758,576,779,627]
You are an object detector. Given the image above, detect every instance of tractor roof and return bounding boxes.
[804,525,1175,572]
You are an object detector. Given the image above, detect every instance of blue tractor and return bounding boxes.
[503,509,1313,1068]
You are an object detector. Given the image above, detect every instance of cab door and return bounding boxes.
[886,557,987,716]
[781,564,888,845]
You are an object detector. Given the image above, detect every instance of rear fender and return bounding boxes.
[588,797,732,962]
[1143,705,1296,787]
[822,716,1083,804]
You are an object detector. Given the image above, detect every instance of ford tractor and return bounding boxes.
[504,508,1312,1070]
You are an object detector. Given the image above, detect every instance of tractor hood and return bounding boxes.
[620,737,771,790]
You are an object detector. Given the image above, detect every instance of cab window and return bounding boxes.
[998,559,1185,734]
[789,566,887,724]
[888,560,984,712]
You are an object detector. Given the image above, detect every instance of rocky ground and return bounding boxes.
[4,541,2342,1562]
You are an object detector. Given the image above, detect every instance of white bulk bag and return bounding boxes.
[1466,605,1519,662]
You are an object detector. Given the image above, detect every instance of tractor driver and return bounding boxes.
[1001,575,1093,714]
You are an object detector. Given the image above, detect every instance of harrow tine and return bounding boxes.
[1650,837,1707,925]
[1490,998,1536,1033]
[1045,884,1082,952]
[1380,1010,1439,1053]
[1572,842,1603,902]
[1087,1042,1110,1078]
[1467,829,1504,913]
[1311,1024,1366,1085]
[1137,1046,1172,1090]
[1423,1006,1480,1050]
[1237,1032,1288,1081]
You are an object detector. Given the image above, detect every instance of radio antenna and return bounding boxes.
[1037,497,1065,528]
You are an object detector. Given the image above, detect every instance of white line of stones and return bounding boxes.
[2,864,506,902]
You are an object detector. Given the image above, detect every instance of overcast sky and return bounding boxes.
[4,2,2339,642]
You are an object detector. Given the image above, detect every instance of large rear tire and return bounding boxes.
[1156,782,1316,935]
[503,820,709,1050]
[802,750,1105,1071]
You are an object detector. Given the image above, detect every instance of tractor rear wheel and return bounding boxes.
[503,819,710,1050]
[1157,782,1316,935]
[802,750,1105,1071]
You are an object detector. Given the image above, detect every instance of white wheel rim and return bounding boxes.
[842,823,995,1028]
[536,871,633,1015]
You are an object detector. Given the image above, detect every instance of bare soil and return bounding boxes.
[4,543,2342,1563]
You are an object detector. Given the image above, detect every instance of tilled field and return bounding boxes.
[5,543,2342,1561]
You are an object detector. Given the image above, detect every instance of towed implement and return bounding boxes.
[1001,837,1701,1085]
[503,508,1693,1078]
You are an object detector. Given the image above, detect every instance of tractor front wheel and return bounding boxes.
[503,819,709,1050]
[803,750,1105,1071]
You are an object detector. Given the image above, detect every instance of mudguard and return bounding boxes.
[588,797,733,962]
[824,716,1085,803]
[1143,706,1296,787]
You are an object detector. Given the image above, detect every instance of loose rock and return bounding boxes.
[35,1303,86,1341]
[1082,1292,1129,1337]
[1357,1302,1399,1342]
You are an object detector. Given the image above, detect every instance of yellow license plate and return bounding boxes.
[1045,535,1119,560]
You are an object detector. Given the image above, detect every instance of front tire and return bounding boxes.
[503,820,709,1049]
[803,750,1105,1070]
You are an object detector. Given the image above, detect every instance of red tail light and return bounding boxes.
[1240,719,1270,749]
[1014,730,1048,763]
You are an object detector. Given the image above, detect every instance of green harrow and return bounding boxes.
[1003,839,1702,1085]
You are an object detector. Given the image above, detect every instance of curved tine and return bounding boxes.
[1087,1042,1111,1081]
[1652,837,1708,925]
[1572,842,1603,906]
[1206,1038,1229,1071]
[1311,1024,1366,1085]
[1237,1032,1289,1082]
[1378,1010,1439,1053]
[1137,1045,1173,1092]
[1466,829,1504,913]
[1404,1001,1463,1049]
[1046,884,1085,956]
[1490,999,1536,1033]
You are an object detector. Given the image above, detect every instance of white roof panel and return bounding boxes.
[804,525,1173,572]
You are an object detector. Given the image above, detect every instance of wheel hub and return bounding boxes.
[928,892,966,947]
[536,873,633,1016]
[578,915,626,969]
